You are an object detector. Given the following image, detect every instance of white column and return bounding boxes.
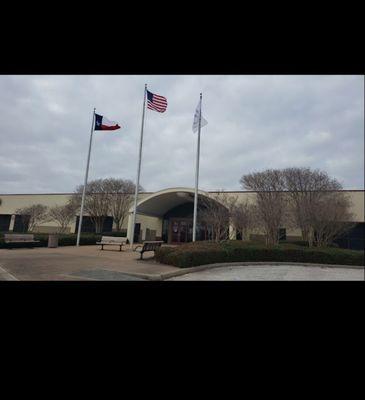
[131,84,147,248]
[192,93,202,242]
[9,214,16,231]
[127,212,134,243]
[76,108,96,246]
[229,220,236,240]
[70,216,78,234]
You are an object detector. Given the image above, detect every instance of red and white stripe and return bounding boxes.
[147,94,168,113]
[101,116,121,130]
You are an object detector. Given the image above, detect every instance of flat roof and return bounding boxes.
[0,189,364,195]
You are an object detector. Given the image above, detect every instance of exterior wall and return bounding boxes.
[199,191,363,241]
[346,191,364,221]
[0,194,73,214]
[212,190,364,222]
[136,214,163,240]
[1,190,363,236]
[0,192,151,233]
[0,194,73,233]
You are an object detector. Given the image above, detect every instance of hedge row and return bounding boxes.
[155,241,364,268]
[0,232,127,248]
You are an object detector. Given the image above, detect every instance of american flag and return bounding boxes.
[146,90,168,113]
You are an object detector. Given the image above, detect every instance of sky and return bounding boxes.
[0,75,363,194]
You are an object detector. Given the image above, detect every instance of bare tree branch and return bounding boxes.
[15,204,49,232]
[199,191,235,242]
[230,200,257,240]
[282,167,351,247]
[48,201,78,233]
[240,169,288,246]
[72,179,111,234]
[103,178,141,232]
[71,178,143,234]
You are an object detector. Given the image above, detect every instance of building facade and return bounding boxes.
[0,188,364,248]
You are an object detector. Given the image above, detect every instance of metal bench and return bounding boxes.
[96,236,127,251]
[134,241,164,259]
[4,234,40,248]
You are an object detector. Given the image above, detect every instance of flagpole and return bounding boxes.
[76,108,96,247]
[192,93,202,242]
[130,84,147,248]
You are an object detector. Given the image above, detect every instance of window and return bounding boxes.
[278,228,286,241]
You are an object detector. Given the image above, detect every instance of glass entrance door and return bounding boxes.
[170,219,193,244]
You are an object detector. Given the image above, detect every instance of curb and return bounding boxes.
[59,271,164,281]
[53,262,365,281]
[157,261,365,280]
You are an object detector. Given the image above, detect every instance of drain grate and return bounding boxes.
[69,269,146,281]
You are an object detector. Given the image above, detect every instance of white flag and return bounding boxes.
[192,101,208,133]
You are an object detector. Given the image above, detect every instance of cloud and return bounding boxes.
[305,130,332,145]
[0,75,363,194]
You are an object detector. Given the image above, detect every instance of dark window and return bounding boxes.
[102,217,113,233]
[162,219,169,243]
[0,214,12,232]
[74,216,114,233]
[334,223,365,250]
[278,228,286,241]
[13,215,30,232]
[134,223,141,243]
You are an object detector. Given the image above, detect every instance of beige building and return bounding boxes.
[0,187,364,248]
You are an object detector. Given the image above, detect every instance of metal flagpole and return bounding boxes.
[130,84,147,248]
[192,93,202,242]
[76,108,96,247]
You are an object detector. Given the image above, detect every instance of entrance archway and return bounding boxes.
[127,187,229,244]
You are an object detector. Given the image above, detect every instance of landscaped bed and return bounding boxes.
[155,240,364,268]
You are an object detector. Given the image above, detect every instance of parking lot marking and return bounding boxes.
[0,264,19,281]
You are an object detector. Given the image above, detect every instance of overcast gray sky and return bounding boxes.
[0,75,363,194]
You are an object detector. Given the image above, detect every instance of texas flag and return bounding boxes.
[94,114,121,131]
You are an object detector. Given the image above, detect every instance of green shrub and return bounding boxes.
[280,240,309,247]
[155,241,364,268]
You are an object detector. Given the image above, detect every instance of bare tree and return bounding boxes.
[72,179,111,234]
[310,191,355,247]
[15,204,49,232]
[240,169,288,246]
[103,178,142,232]
[199,192,236,242]
[230,200,257,240]
[48,201,78,233]
[282,167,349,246]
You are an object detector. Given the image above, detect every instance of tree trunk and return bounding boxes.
[301,227,309,242]
[308,228,314,247]
[94,217,104,234]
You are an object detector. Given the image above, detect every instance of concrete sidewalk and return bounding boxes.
[0,245,178,280]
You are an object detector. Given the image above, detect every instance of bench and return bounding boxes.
[96,236,127,251]
[4,234,40,248]
[134,241,164,260]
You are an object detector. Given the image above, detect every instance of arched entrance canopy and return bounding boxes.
[127,187,231,243]
[129,187,221,217]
